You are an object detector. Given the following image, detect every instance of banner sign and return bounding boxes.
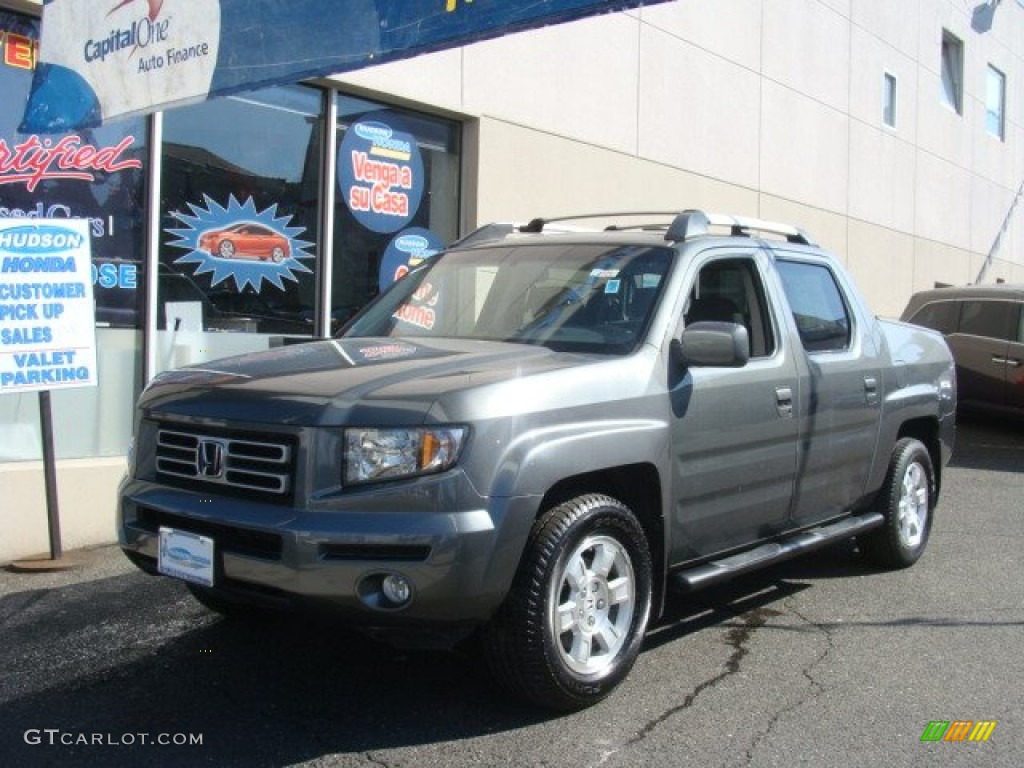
[0,219,98,394]
[20,0,669,132]
[3,9,149,329]
[379,227,443,291]
[339,114,424,234]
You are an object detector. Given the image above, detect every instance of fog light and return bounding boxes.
[382,573,412,605]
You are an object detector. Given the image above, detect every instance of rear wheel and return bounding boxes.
[861,438,935,568]
[217,240,235,259]
[482,494,652,711]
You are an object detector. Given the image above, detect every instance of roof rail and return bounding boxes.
[520,211,681,233]
[463,210,816,246]
[664,210,815,245]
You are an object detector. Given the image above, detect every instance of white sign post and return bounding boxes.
[0,219,97,566]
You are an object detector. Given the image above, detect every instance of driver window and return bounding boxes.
[684,258,776,358]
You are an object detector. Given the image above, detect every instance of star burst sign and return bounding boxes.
[167,195,315,292]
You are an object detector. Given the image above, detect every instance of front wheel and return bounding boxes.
[861,438,935,568]
[482,494,653,711]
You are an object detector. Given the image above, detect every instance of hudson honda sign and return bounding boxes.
[21,0,670,132]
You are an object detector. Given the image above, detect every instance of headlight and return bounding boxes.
[344,427,467,485]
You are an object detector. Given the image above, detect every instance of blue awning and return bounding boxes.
[21,0,669,132]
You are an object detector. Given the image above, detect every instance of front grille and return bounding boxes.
[156,428,293,496]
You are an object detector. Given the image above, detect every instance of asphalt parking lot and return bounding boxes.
[1,416,1021,768]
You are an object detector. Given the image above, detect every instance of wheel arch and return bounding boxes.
[536,463,667,620]
[897,417,943,502]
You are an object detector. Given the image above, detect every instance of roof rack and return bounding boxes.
[517,210,816,246]
[664,210,816,245]
[520,212,680,233]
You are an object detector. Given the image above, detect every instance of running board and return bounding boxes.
[670,513,884,592]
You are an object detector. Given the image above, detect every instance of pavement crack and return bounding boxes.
[595,606,775,767]
[739,602,835,767]
[0,588,51,627]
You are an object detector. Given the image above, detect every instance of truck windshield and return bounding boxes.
[342,242,675,354]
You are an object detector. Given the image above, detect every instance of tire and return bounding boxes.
[861,438,935,568]
[217,240,235,259]
[482,494,653,711]
[271,247,285,263]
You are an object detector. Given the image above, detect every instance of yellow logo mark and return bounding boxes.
[446,0,474,12]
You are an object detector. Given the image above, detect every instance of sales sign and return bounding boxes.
[0,219,97,394]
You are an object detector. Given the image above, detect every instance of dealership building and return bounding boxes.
[1,0,1022,563]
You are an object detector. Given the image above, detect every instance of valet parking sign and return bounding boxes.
[0,220,97,394]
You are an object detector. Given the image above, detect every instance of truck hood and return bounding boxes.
[139,338,604,426]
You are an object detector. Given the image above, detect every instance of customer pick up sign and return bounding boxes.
[0,219,97,394]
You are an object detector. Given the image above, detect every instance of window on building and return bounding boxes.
[985,64,1006,140]
[882,72,897,128]
[333,94,461,329]
[157,85,324,373]
[940,30,964,114]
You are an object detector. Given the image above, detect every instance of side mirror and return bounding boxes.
[675,321,749,368]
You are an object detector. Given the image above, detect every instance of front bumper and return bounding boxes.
[117,470,538,636]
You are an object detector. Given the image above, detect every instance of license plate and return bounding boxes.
[158,527,215,587]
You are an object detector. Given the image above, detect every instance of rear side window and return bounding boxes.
[776,260,852,352]
[909,300,959,334]
[958,300,1017,342]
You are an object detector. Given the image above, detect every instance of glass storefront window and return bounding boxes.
[1,8,147,461]
[156,84,324,372]
[333,94,461,329]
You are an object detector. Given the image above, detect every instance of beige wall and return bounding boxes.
[339,0,1024,318]
[0,459,123,564]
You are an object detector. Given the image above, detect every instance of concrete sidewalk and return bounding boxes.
[0,544,134,597]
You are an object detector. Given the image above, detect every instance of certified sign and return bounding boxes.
[0,219,98,394]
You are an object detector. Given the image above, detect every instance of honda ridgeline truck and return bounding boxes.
[118,210,956,710]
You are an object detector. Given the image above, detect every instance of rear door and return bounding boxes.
[1008,305,1024,411]
[949,299,1016,410]
[773,257,884,526]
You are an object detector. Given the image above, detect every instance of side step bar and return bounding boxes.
[670,512,884,592]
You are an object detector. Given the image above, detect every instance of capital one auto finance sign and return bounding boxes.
[339,116,424,234]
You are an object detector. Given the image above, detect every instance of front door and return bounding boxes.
[668,252,800,564]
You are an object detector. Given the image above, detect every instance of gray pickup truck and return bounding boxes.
[118,210,955,710]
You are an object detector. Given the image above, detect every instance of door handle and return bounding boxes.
[863,376,879,405]
[775,387,793,419]
[992,356,1021,367]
